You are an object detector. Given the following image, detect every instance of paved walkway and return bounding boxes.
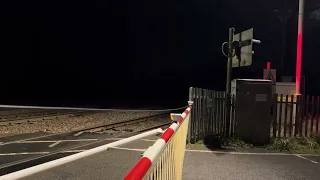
[182,146,320,180]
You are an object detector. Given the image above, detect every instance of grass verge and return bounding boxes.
[187,135,320,154]
[266,136,320,154]
[186,135,253,149]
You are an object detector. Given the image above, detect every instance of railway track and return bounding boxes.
[0,110,90,126]
[73,113,168,135]
[0,114,171,175]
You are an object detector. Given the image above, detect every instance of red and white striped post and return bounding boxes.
[295,0,304,95]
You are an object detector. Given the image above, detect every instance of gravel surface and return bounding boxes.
[0,109,49,116]
[0,111,165,135]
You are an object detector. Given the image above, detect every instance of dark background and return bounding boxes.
[0,0,320,108]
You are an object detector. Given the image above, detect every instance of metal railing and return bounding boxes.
[124,103,192,180]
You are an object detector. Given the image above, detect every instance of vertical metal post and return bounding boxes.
[225,27,234,137]
[187,87,194,144]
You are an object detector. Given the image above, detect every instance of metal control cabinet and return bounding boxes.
[232,79,273,145]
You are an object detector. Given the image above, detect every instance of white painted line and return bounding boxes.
[185,149,292,155]
[73,131,84,137]
[108,146,320,157]
[185,149,320,156]
[185,149,306,156]
[0,152,50,156]
[48,141,61,148]
[141,139,157,142]
[0,133,70,146]
[0,150,87,156]
[107,137,156,142]
[295,155,319,164]
[62,150,86,153]
[106,138,125,140]
[18,139,99,144]
[110,146,146,152]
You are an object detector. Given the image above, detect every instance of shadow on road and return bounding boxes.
[197,134,237,156]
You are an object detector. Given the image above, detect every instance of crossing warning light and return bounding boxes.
[170,113,181,122]
[267,62,271,69]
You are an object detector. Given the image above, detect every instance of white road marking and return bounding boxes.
[105,138,124,140]
[0,150,86,156]
[0,152,50,156]
[185,149,320,156]
[0,132,72,146]
[141,139,157,142]
[48,141,61,148]
[110,146,146,152]
[185,149,293,155]
[295,155,319,164]
[73,131,84,136]
[108,137,156,142]
[17,139,99,143]
[109,146,320,158]
[62,150,86,153]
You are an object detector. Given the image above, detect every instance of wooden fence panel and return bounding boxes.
[310,96,315,135]
[288,95,294,137]
[271,94,320,138]
[316,96,319,135]
[272,94,278,137]
[283,95,289,137]
[188,87,235,143]
[189,88,320,143]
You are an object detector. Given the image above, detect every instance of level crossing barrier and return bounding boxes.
[0,129,163,180]
[124,101,193,180]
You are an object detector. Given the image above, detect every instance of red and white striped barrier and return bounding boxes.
[0,129,164,180]
[124,105,192,180]
[178,106,192,124]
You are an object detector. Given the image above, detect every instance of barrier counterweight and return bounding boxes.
[124,105,192,180]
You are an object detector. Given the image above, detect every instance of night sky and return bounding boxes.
[1,0,320,108]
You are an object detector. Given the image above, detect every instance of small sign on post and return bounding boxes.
[263,69,276,85]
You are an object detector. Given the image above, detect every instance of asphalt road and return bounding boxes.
[183,151,320,180]
[0,134,157,180]
[17,149,320,180]
[20,148,142,180]
[0,132,119,176]
[2,132,320,180]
